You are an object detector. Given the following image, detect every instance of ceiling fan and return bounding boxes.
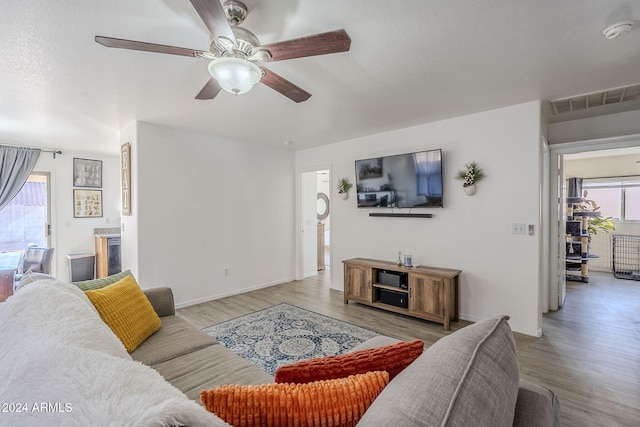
[95,0,351,103]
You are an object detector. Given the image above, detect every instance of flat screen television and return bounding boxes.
[355,149,443,208]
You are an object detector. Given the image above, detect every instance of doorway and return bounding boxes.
[297,167,332,283]
[547,135,640,312]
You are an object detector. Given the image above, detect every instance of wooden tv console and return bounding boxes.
[343,258,461,331]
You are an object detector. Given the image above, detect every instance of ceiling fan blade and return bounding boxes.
[257,29,351,62]
[189,0,236,44]
[195,78,222,100]
[259,67,311,103]
[95,36,206,57]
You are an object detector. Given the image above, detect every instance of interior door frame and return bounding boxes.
[548,133,640,310]
[295,165,333,282]
[33,171,53,250]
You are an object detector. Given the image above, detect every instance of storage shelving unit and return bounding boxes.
[565,196,599,283]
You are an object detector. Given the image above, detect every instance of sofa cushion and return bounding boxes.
[274,339,423,384]
[513,379,562,427]
[131,315,217,366]
[1,279,130,359]
[73,269,132,291]
[357,315,520,427]
[86,275,161,353]
[202,371,390,427]
[152,343,273,402]
[14,271,56,291]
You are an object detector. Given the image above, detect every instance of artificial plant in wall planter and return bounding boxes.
[337,177,353,200]
[456,162,485,196]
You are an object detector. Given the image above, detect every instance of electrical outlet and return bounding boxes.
[512,223,526,235]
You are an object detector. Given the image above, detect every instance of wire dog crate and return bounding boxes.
[612,234,640,281]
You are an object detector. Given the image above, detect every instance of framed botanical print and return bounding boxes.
[73,189,102,218]
[121,142,131,216]
[73,158,102,188]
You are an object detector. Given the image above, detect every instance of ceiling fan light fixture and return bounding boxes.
[208,57,262,95]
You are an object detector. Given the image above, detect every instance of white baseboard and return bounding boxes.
[174,276,296,310]
[459,312,541,337]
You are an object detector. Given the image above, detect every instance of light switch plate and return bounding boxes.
[512,223,526,235]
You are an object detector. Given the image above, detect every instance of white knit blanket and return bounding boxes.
[0,279,227,426]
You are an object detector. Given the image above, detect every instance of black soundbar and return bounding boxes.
[368,213,433,218]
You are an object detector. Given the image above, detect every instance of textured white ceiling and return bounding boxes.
[1,0,640,155]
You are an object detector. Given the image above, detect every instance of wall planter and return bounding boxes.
[456,162,485,196]
[464,184,477,196]
[337,177,353,200]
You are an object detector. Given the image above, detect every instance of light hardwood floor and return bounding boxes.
[178,269,640,427]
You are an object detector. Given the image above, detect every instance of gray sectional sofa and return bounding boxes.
[1,279,560,426]
[139,286,561,426]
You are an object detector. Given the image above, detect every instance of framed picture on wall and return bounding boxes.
[73,158,102,188]
[73,189,103,218]
[121,142,131,216]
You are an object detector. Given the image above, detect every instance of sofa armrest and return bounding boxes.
[143,287,175,317]
[513,379,561,427]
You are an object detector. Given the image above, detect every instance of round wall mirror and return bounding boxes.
[317,192,330,221]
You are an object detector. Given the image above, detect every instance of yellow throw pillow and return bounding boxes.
[85,275,161,353]
[201,371,390,427]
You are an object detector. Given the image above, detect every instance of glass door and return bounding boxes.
[0,172,51,253]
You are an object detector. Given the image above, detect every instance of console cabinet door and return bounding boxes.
[409,273,444,322]
[344,263,372,303]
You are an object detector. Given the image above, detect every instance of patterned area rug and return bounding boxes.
[202,303,379,375]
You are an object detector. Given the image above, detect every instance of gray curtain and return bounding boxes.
[0,146,41,211]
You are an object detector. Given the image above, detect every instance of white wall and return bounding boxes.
[32,149,120,281]
[124,122,296,307]
[296,101,543,336]
[565,153,640,177]
[549,110,640,143]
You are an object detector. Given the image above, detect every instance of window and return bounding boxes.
[583,177,640,221]
[624,187,640,220]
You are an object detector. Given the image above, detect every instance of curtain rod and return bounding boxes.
[1,144,62,159]
[42,149,63,159]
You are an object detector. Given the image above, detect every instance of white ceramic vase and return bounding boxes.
[339,192,349,200]
[464,184,477,196]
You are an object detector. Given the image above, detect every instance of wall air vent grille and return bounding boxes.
[549,83,640,115]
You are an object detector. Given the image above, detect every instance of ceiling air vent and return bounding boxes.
[549,83,640,115]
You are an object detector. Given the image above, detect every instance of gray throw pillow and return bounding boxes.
[73,270,133,291]
[357,315,520,427]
